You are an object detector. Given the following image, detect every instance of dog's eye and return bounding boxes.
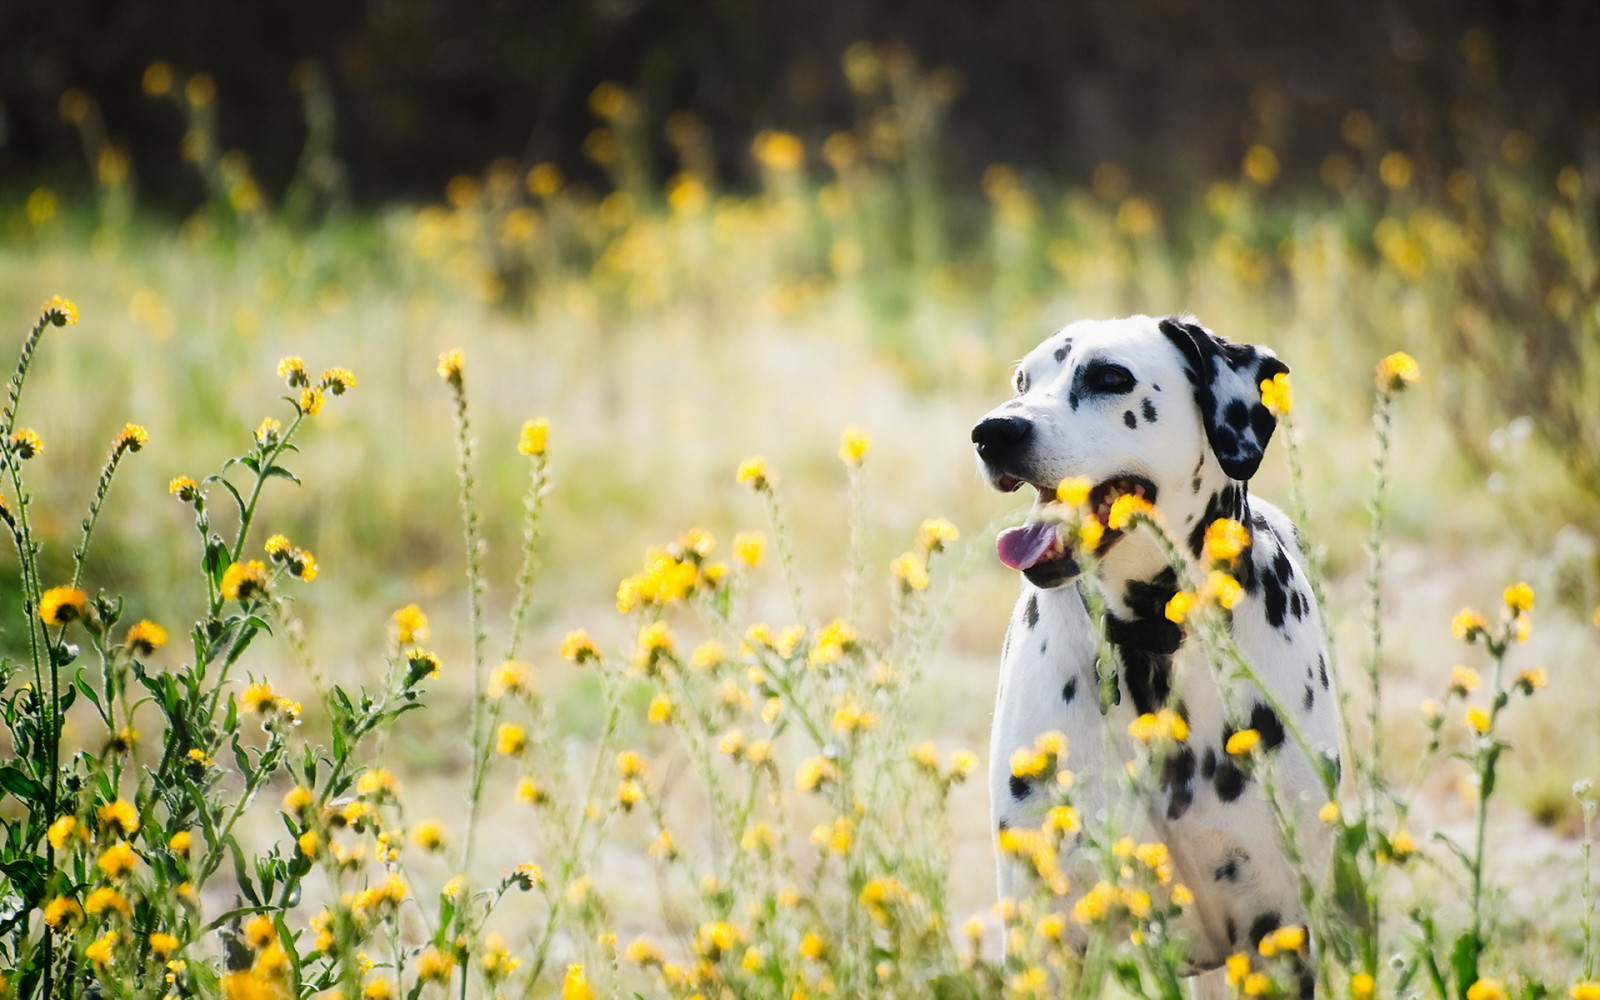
[1014,369,1030,394]
[1088,364,1134,393]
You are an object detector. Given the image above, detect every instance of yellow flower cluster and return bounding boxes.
[616,531,727,613]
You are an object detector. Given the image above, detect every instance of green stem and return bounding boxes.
[504,453,549,661]
[448,373,492,865]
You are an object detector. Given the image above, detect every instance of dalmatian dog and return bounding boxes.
[971,315,1339,996]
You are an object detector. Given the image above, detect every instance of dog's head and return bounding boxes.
[972,315,1288,588]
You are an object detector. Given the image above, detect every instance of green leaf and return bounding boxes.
[1450,929,1481,999]
[263,465,301,485]
[0,764,46,804]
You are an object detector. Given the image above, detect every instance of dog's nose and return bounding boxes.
[971,415,1033,461]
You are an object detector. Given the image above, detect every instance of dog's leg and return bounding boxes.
[1190,968,1228,1000]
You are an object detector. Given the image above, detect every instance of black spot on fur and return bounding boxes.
[1303,684,1315,711]
[1272,549,1293,583]
[1123,410,1137,429]
[1142,397,1157,423]
[1213,849,1249,882]
[1262,577,1287,629]
[1163,746,1197,819]
[1039,640,1048,654]
[1055,345,1068,362]
[1202,746,1217,778]
[1152,384,1161,392]
[997,818,1009,832]
[1250,702,1286,750]
[1215,759,1247,801]
[1107,570,1182,716]
[1068,390,1079,411]
[1249,912,1282,947]
[1024,594,1039,629]
[1062,677,1078,704]
[1225,916,1238,945]
[1009,774,1030,801]
[1192,476,1202,494]
[1318,655,1330,689]
[1289,588,1308,621]
[1225,399,1251,430]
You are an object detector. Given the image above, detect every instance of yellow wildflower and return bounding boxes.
[9,428,43,459]
[1465,707,1491,734]
[410,819,446,852]
[362,976,395,1000]
[1057,476,1092,506]
[838,425,870,466]
[1128,708,1188,743]
[124,620,167,654]
[1503,581,1534,613]
[299,387,325,416]
[1319,801,1340,824]
[113,423,148,453]
[891,552,929,591]
[1259,372,1292,415]
[516,777,548,805]
[1203,518,1251,564]
[149,931,180,960]
[1107,493,1154,531]
[415,947,454,982]
[798,930,828,961]
[47,815,80,850]
[221,561,268,601]
[697,921,741,959]
[496,723,527,756]
[321,367,357,395]
[736,456,770,490]
[488,660,534,698]
[437,349,465,384]
[795,756,838,792]
[625,938,664,967]
[43,896,82,929]
[85,886,132,919]
[42,295,80,326]
[1516,667,1549,693]
[1079,517,1105,550]
[1226,729,1261,755]
[1375,351,1420,391]
[39,586,89,626]
[1466,980,1508,1000]
[753,130,804,170]
[1571,985,1600,1000]
[1165,591,1196,624]
[1451,607,1488,640]
[98,799,140,837]
[241,681,277,714]
[616,749,646,778]
[1243,972,1272,996]
[733,532,765,568]
[917,517,961,554]
[85,929,117,966]
[96,841,139,879]
[647,692,675,724]
[690,639,726,670]
[561,628,601,664]
[519,418,549,456]
[169,476,200,501]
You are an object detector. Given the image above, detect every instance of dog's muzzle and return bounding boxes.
[972,415,1033,478]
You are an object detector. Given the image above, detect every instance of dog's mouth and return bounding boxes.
[994,475,1158,587]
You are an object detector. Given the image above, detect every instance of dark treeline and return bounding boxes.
[2,0,1596,208]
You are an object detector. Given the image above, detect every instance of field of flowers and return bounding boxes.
[1,47,1598,1000]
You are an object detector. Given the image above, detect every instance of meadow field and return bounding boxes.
[1,53,1598,999]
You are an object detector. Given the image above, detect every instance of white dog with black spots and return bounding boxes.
[971,315,1340,998]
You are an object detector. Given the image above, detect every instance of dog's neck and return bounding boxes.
[1094,475,1251,623]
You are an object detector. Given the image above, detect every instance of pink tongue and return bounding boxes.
[996,522,1059,571]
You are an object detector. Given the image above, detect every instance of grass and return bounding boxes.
[1,47,1599,999]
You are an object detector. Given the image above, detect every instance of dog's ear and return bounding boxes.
[1158,317,1289,482]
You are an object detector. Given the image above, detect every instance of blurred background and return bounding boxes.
[1,0,1597,921]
